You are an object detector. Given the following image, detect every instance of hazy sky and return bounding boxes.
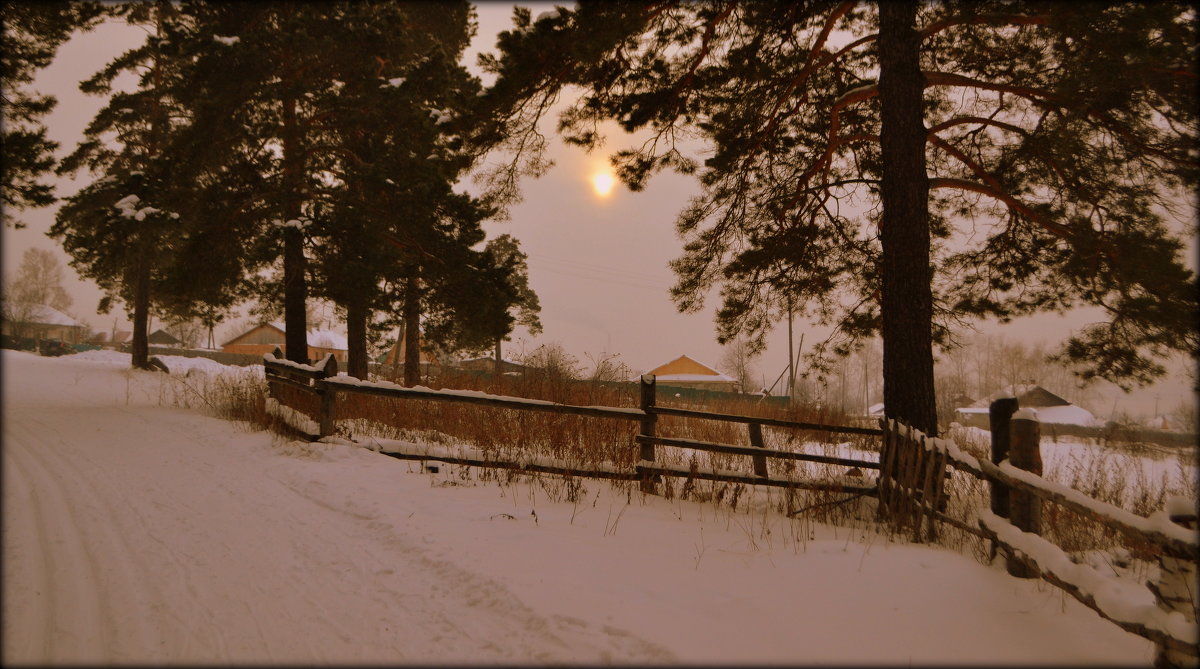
[3,2,1195,419]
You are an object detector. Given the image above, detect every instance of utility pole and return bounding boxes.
[787,298,795,404]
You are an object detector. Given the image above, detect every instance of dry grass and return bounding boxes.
[161,363,1195,571]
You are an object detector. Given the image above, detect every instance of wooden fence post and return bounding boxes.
[317,354,338,439]
[876,419,897,520]
[1007,409,1043,578]
[638,374,658,494]
[748,422,768,477]
[989,396,1019,519]
[1152,496,1198,669]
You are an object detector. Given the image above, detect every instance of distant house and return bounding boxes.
[1,304,87,344]
[147,329,182,347]
[221,322,348,363]
[640,354,738,393]
[458,356,526,375]
[955,384,1100,428]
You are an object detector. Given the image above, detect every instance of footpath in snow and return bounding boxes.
[1,350,1155,664]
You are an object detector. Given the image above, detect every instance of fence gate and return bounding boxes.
[876,419,949,542]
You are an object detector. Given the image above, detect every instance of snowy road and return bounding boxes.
[2,350,1155,664]
[2,352,672,663]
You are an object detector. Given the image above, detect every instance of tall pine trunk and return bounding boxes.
[402,273,421,387]
[281,92,309,364]
[130,260,151,369]
[346,301,369,380]
[878,1,938,436]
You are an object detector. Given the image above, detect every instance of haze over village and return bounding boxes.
[2,2,1197,666]
[3,2,1196,425]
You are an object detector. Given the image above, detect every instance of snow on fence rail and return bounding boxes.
[262,353,879,497]
[882,403,1198,666]
[262,351,1195,663]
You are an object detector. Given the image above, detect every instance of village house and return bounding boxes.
[639,354,739,393]
[221,322,348,363]
[1,304,88,345]
[147,329,182,347]
[954,384,1100,429]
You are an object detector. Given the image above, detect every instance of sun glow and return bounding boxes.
[591,172,616,198]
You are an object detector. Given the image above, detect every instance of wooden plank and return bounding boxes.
[748,422,768,477]
[638,374,658,494]
[650,406,884,436]
[634,435,880,469]
[938,448,1199,562]
[266,374,320,395]
[636,464,880,494]
[376,450,642,482]
[264,360,326,380]
[977,519,1198,656]
[321,379,646,422]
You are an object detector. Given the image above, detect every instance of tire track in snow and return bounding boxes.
[268,470,676,663]
[4,419,117,663]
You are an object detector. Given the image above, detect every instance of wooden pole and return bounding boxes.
[1152,497,1198,669]
[1007,410,1042,578]
[748,422,768,477]
[318,354,338,439]
[989,396,1020,520]
[638,374,658,494]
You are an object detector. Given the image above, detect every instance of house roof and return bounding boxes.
[24,305,85,328]
[220,322,348,350]
[148,328,181,344]
[641,354,736,383]
[969,384,1071,409]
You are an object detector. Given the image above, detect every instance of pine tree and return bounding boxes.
[51,0,193,369]
[0,2,105,227]
[476,1,1198,435]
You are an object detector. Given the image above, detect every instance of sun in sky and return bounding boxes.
[590,170,616,198]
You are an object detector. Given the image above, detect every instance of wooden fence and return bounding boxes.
[880,399,1198,666]
[263,351,1196,665]
[264,352,880,496]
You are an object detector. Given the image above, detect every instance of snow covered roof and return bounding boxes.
[970,384,1070,409]
[954,403,1100,427]
[222,321,348,350]
[307,329,348,350]
[23,305,85,328]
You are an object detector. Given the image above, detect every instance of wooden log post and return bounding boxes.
[638,374,658,494]
[876,419,898,520]
[748,422,768,477]
[317,354,338,439]
[1152,496,1199,669]
[1007,409,1043,578]
[989,396,1019,519]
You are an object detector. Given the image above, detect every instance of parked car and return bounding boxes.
[38,339,73,357]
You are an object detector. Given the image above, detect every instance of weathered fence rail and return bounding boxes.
[880,402,1198,666]
[264,351,1195,664]
[263,353,879,497]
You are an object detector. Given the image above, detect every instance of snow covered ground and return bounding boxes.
[2,349,1162,664]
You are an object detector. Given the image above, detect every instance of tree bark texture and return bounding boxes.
[878,1,938,436]
[281,93,309,364]
[402,273,421,387]
[130,261,151,369]
[346,301,369,380]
